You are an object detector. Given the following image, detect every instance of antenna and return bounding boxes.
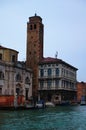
[35,13,37,16]
[55,51,58,58]
[35,10,37,16]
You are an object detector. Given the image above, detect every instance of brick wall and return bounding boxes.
[77,82,86,102]
[0,95,25,107]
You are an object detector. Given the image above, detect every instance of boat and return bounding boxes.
[45,102,55,107]
[25,104,34,109]
[59,101,70,106]
[25,101,35,109]
[80,100,86,105]
[80,96,86,105]
[35,100,45,108]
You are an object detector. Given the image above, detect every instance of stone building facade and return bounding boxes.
[0,46,32,107]
[38,57,77,103]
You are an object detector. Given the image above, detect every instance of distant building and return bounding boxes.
[0,46,32,107]
[38,57,77,103]
[77,82,86,103]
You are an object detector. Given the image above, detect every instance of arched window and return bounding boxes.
[25,77,30,84]
[30,25,32,30]
[48,68,52,76]
[34,24,36,29]
[0,71,4,80]
[16,88,20,95]
[56,68,59,76]
[40,69,44,77]
[16,83,22,95]
[16,73,21,82]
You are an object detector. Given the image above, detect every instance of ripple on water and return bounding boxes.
[0,106,86,130]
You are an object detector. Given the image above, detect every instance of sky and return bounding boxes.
[0,0,86,82]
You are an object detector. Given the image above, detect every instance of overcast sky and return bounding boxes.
[0,0,86,82]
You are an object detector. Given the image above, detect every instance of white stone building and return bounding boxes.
[38,57,78,104]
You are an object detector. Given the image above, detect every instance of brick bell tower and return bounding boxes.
[26,14,44,98]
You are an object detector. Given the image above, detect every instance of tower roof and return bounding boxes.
[29,14,42,23]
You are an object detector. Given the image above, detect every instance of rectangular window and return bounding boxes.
[0,72,4,80]
[40,69,44,77]
[12,55,16,62]
[55,79,59,87]
[34,24,36,29]
[40,81,44,89]
[0,88,2,95]
[61,80,64,87]
[0,54,2,60]
[47,80,52,88]
[25,89,29,100]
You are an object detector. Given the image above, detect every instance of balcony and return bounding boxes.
[38,86,60,91]
[38,85,77,91]
[38,75,61,80]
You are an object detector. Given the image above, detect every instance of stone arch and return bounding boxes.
[16,83,22,96]
[15,73,21,82]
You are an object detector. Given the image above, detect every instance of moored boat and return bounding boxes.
[35,100,45,108]
[80,100,86,105]
[45,102,55,107]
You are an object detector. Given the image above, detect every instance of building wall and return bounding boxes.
[0,61,32,107]
[38,63,77,91]
[38,61,77,102]
[0,95,25,107]
[77,82,86,102]
[0,46,18,62]
[0,63,32,104]
[26,15,44,97]
[0,46,32,107]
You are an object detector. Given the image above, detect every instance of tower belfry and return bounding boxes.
[26,14,44,97]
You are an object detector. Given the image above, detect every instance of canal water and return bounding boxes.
[0,105,86,130]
